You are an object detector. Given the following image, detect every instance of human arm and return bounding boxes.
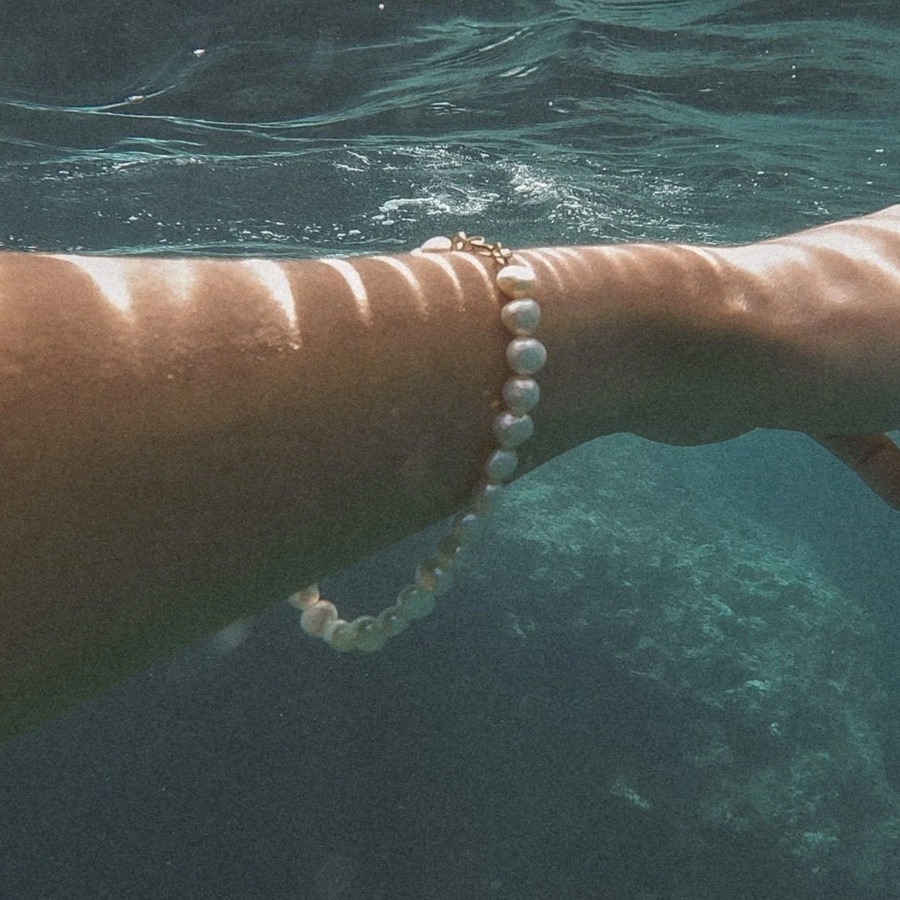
[3,206,900,741]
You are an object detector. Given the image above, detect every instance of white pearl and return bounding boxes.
[397,585,437,619]
[502,377,540,413]
[325,618,365,651]
[468,480,504,513]
[501,298,541,335]
[434,534,463,568]
[419,236,453,252]
[496,264,536,298]
[485,449,518,482]
[377,605,410,636]
[507,338,547,375]
[299,600,338,637]
[452,510,484,545]
[323,619,355,651]
[416,558,453,595]
[350,617,386,652]
[289,583,321,610]
[492,412,534,448]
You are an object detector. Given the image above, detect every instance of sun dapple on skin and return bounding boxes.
[3,205,900,742]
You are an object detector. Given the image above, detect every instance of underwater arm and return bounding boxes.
[3,206,900,741]
[810,433,900,511]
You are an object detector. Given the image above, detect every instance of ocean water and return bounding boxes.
[2,1,900,898]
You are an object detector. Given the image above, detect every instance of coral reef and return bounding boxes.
[464,435,900,894]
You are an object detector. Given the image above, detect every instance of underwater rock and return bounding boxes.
[463,434,900,895]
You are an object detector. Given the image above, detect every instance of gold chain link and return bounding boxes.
[449,232,514,266]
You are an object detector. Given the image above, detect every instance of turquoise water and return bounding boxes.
[2,1,900,898]
[2,0,898,255]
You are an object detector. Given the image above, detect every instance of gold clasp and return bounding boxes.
[449,231,514,266]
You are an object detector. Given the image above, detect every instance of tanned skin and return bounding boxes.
[2,206,900,741]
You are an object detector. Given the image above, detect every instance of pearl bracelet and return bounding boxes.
[289,233,546,651]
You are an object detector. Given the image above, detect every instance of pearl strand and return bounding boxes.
[289,233,545,651]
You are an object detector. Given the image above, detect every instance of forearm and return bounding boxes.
[1,235,741,737]
[4,206,900,739]
[0,241,743,619]
[0,247,501,732]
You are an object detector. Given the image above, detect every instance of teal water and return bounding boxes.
[2,2,900,898]
[1,0,898,255]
